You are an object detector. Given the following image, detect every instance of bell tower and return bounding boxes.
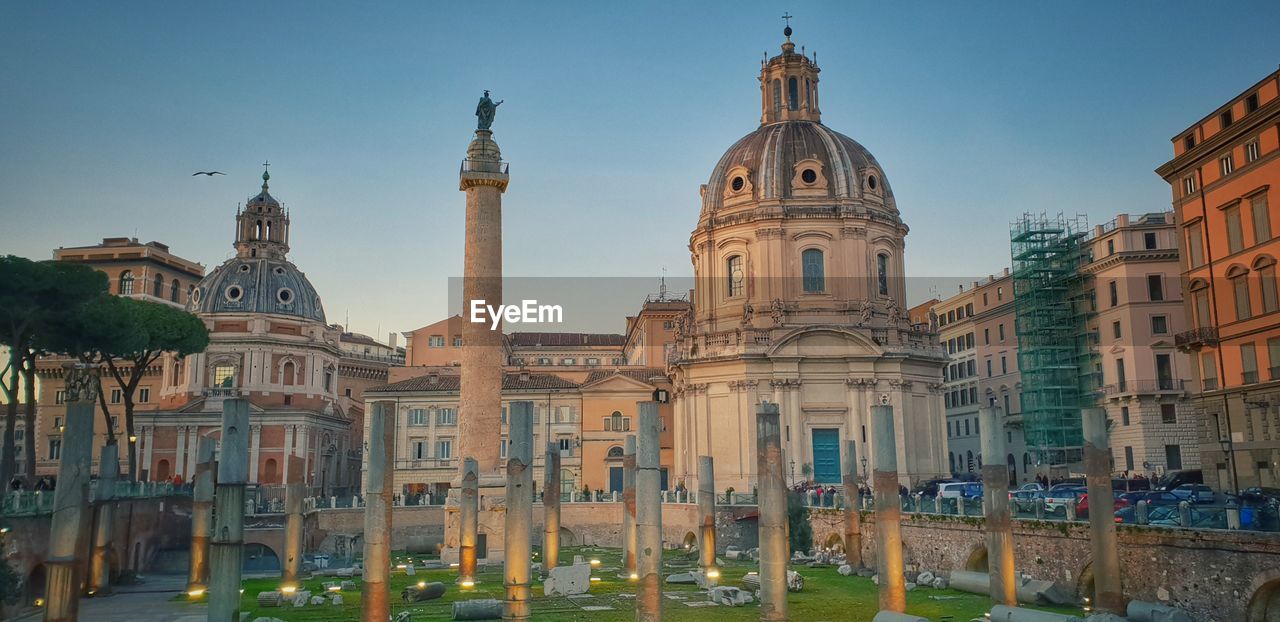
[759,21,821,125]
[234,163,291,260]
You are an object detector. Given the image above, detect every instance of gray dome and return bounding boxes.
[705,120,895,212]
[189,257,325,322]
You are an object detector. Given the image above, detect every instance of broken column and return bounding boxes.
[623,433,638,580]
[543,441,561,572]
[89,440,119,596]
[1083,407,1124,614]
[503,401,534,621]
[842,439,863,568]
[635,402,663,622]
[361,401,395,622]
[872,404,906,613]
[979,406,1016,607]
[281,454,306,591]
[208,397,250,622]
[756,402,788,621]
[44,363,96,621]
[459,457,479,586]
[697,455,717,581]
[186,436,215,596]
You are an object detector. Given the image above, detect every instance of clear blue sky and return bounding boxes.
[3,2,1279,337]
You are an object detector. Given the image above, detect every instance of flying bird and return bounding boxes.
[192,171,225,176]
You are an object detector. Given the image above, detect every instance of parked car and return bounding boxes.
[938,482,969,499]
[1115,504,1180,524]
[912,478,957,498]
[1169,483,1215,504]
[1077,492,1128,519]
[1237,487,1280,504]
[1156,469,1203,492]
[1139,491,1184,507]
[1042,486,1086,514]
[962,482,984,499]
[1011,489,1043,513]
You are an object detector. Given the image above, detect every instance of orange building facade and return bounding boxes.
[1160,68,1280,491]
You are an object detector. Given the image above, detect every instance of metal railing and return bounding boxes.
[1,482,185,516]
[1100,379,1186,395]
[1175,327,1218,349]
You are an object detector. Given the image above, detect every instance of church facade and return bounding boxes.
[668,28,949,490]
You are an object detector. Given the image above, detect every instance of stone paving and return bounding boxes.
[14,573,201,622]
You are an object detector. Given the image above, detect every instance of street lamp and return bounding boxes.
[1219,435,1237,493]
[860,456,868,479]
[788,459,795,485]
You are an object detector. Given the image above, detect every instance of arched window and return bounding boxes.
[949,452,956,474]
[154,459,171,482]
[772,79,782,113]
[726,255,744,297]
[802,249,824,293]
[172,361,183,386]
[170,279,180,302]
[788,77,799,110]
[611,411,624,432]
[263,458,279,484]
[607,446,624,459]
[266,220,273,241]
[282,360,296,386]
[153,273,164,297]
[876,253,889,296]
[255,220,263,239]
[1023,453,1032,475]
[966,450,974,472]
[119,270,134,295]
[1255,256,1279,313]
[187,284,195,303]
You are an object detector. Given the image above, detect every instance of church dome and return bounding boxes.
[705,120,895,211]
[188,257,326,322]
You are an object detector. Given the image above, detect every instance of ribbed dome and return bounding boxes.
[704,120,895,213]
[189,257,325,323]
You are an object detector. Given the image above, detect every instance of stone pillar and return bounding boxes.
[459,457,480,586]
[458,127,510,482]
[635,402,663,622]
[361,401,395,622]
[979,406,1015,606]
[872,404,906,613]
[543,442,561,572]
[208,398,250,622]
[1083,407,1124,614]
[842,439,863,568]
[187,436,215,595]
[249,424,261,483]
[756,402,788,621]
[281,454,306,590]
[503,401,534,621]
[697,456,717,580]
[89,441,119,596]
[45,364,95,622]
[623,434,637,579]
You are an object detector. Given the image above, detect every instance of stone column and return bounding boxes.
[89,441,119,596]
[361,401,395,622]
[979,406,1015,606]
[249,424,261,483]
[281,454,306,590]
[842,439,863,568]
[208,398,250,622]
[186,436,215,595]
[503,401,534,621]
[623,434,637,579]
[635,402,663,622]
[756,402,788,621]
[45,364,96,622]
[1083,407,1124,613]
[459,457,480,586]
[458,127,509,482]
[697,456,717,580]
[872,404,906,612]
[543,442,561,572]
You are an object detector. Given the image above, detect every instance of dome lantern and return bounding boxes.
[235,161,291,260]
[759,23,821,125]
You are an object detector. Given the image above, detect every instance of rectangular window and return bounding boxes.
[1253,194,1271,243]
[1247,140,1261,163]
[986,359,993,377]
[967,359,976,377]
[409,409,427,426]
[55,390,66,405]
[138,387,150,403]
[944,393,951,409]
[1109,280,1118,307]
[1183,176,1196,196]
[1112,320,1122,339]
[1201,351,1218,390]
[1194,290,1211,327]
[1124,446,1134,471]
[435,439,453,459]
[1269,337,1280,380]
[1002,393,1011,414]
[1243,342,1259,384]
[110,388,122,404]
[1184,135,1196,151]
[1227,205,1244,253]
[966,333,974,349]
[1186,223,1204,267]
[1156,353,1174,390]
[1161,403,1177,424]
[1121,406,1130,426]
[561,358,576,366]
[49,438,61,460]
[53,416,63,429]
[1116,358,1127,391]
[429,335,445,347]
[1107,239,1115,256]
[1247,93,1259,113]
[436,408,457,426]
[1262,266,1279,313]
[1221,155,1235,176]
[1147,275,1164,301]
[1151,315,1168,334]
[452,336,463,347]
[1000,355,1008,375]
[969,386,977,404]
[1144,232,1157,250]
[1221,110,1234,128]
[1165,445,1183,471]
[998,323,1005,340]
[997,286,1003,300]
[585,358,600,365]
[1235,276,1253,320]
[983,328,989,344]
[110,416,118,431]
[413,441,427,460]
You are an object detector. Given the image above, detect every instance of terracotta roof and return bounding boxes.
[583,368,669,387]
[367,372,578,393]
[508,332,626,347]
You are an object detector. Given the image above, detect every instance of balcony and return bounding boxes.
[1175,327,1218,350]
[1100,379,1187,397]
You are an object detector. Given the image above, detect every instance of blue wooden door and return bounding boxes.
[811,429,842,483]
[609,466,624,492]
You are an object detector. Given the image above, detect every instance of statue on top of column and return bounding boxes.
[475,90,503,130]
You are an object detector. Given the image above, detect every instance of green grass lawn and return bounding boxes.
[179,547,1086,621]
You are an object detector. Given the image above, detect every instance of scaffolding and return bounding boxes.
[1011,212,1099,469]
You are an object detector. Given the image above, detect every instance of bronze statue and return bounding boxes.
[476,90,503,130]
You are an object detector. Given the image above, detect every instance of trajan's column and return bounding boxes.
[446,90,510,565]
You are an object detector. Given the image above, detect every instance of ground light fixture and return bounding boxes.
[460,580,476,589]
[186,588,205,598]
